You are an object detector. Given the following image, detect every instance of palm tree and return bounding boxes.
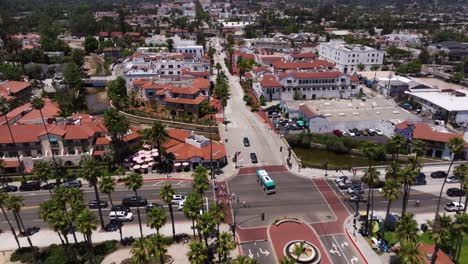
[99,175,123,241]
[215,62,222,75]
[52,186,79,244]
[452,213,468,262]
[80,156,105,229]
[192,166,209,198]
[102,148,115,172]
[147,234,168,264]
[103,108,129,165]
[149,121,169,164]
[39,200,66,246]
[160,184,176,238]
[453,163,468,208]
[0,191,21,248]
[147,207,166,235]
[125,173,144,238]
[131,237,149,264]
[280,257,296,264]
[362,167,380,235]
[400,166,416,216]
[75,209,98,264]
[217,231,236,263]
[34,161,52,192]
[0,96,25,179]
[5,195,34,249]
[411,140,426,157]
[210,202,225,243]
[197,211,215,247]
[435,137,465,216]
[31,96,59,176]
[386,133,406,166]
[187,241,208,264]
[183,192,203,239]
[396,213,419,243]
[231,256,258,264]
[428,214,452,264]
[382,178,401,239]
[397,239,423,264]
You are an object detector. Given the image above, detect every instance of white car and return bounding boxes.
[341,130,349,136]
[109,211,134,222]
[178,199,186,210]
[171,195,186,205]
[335,176,348,183]
[445,202,465,212]
[446,176,461,183]
[374,129,383,136]
[346,129,356,137]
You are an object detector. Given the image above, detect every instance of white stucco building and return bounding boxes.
[319,39,384,73]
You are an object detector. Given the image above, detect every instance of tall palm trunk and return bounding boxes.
[431,244,440,264]
[1,206,21,248]
[38,109,59,176]
[191,218,196,238]
[108,195,123,242]
[12,211,23,234]
[3,114,25,179]
[134,189,144,239]
[382,200,393,239]
[87,234,96,264]
[435,158,455,216]
[92,183,105,229]
[15,211,34,249]
[63,208,78,244]
[168,203,175,239]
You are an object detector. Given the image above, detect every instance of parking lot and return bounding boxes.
[227,171,334,228]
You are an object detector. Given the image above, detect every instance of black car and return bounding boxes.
[111,204,131,212]
[146,202,163,212]
[1,185,18,192]
[63,179,82,188]
[41,183,57,190]
[352,128,361,136]
[104,220,122,232]
[21,227,40,236]
[88,200,109,209]
[19,181,41,191]
[250,153,258,163]
[413,178,427,186]
[243,137,250,147]
[122,196,147,207]
[430,171,447,179]
[447,188,466,197]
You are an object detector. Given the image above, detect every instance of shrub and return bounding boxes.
[42,244,69,264]
[251,104,258,112]
[94,240,118,256]
[10,247,38,263]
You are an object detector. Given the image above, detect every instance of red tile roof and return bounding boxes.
[299,104,317,118]
[167,141,226,160]
[95,137,111,145]
[253,66,272,73]
[14,99,60,124]
[3,160,20,168]
[417,244,453,264]
[0,81,31,94]
[0,124,44,143]
[272,60,335,70]
[164,96,207,105]
[292,52,317,59]
[398,122,467,145]
[260,75,283,88]
[278,71,343,79]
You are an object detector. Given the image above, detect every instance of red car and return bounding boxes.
[333,129,342,136]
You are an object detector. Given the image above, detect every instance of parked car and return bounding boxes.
[122,196,147,207]
[341,130,349,136]
[360,129,369,136]
[41,183,57,190]
[250,153,258,163]
[146,202,163,212]
[243,137,250,147]
[333,129,342,137]
[109,211,134,222]
[178,199,186,210]
[366,129,375,136]
[374,129,383,136]
[1,185,18,192]
[104,220,122,232]
[22,227,40,236]
[352,128,361,136]
[63,179,82,188]
[338,180,352,190]
[347,185,365,195]
[335,176,348,184]
[111,205,130,212]
[171,195,186,205]
[446,176,461,183]
[413,178,427,186]
[346,129,356,137]
[349,194,367,203]
[430,171,447,179]
[445,202,465,212]
[19,181,41,191]
[446,188,466,197]
[88,200,109,209]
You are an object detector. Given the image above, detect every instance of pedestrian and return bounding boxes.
[237,196,239,203]
[280,146,283,152]
[243,200,246,208]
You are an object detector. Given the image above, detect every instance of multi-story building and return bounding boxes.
[254,71,359,102]
[175,45,204,58]
[319,39,384,73]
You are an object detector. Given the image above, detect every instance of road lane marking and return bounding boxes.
[152,181,165,186]
[175,181,185,186]
[332,235,350,264]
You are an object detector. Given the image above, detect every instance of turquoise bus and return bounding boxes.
[256,169,276,194]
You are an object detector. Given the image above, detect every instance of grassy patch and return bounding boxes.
[384,231,399,246]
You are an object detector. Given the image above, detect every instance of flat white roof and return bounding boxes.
[257,169,268,177]
[407,91,468,112]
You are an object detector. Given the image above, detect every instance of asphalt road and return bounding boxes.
[1,180,214,230]
[227,171,334,228]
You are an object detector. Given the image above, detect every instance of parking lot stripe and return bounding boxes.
[152,181,164,186]
[175,181,185,185]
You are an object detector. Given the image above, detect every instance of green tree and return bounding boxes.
[34,161,52,192]
[71,49,85,68]
[0,97,24,179]
[418,48,431,64]
[99,174,123,241]
[5,195,34,249]
[398,239,423,264]
[75,209,98,263]
[215,62,222,75]
[131,237,149,264]
[166,38,174,52]
[107,76,128,108]
[0,191,21,249]
[148,121,169,165]
[147,207,166,235]
[400,157,421,215]
[232,256,258,264]
[103,108,129,165]
[160,184,176,239]
[183,192,203,239]
[125,173,144,239]
[187,241,208,264]
[386,133,406,166]
[192,166,209,197]
[360,142,379,235]
[217,232,236,263]
[147,234,168,264]
[197,211,215,248]
[63,62,82,89]
[357,63,365,71]
[428,214,452,264]
[210,202,225,244]
[382,178,401,239]
[396,213,419,243]
[84,36,99,54]
[453,213,468,262]
[80,156,105,229]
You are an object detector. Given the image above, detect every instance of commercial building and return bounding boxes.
[405,90,468,126]
[319,39,384,73]
[428,41,468,61]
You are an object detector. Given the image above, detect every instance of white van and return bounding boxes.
[109,211,134,222]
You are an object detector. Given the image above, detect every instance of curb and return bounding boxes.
[141,178,193,182]
[344,220,369,264]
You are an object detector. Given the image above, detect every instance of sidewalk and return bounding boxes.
[0,222,231,251]
[343,216,383,264]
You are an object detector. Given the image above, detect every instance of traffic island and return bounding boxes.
[284,240,322,264]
